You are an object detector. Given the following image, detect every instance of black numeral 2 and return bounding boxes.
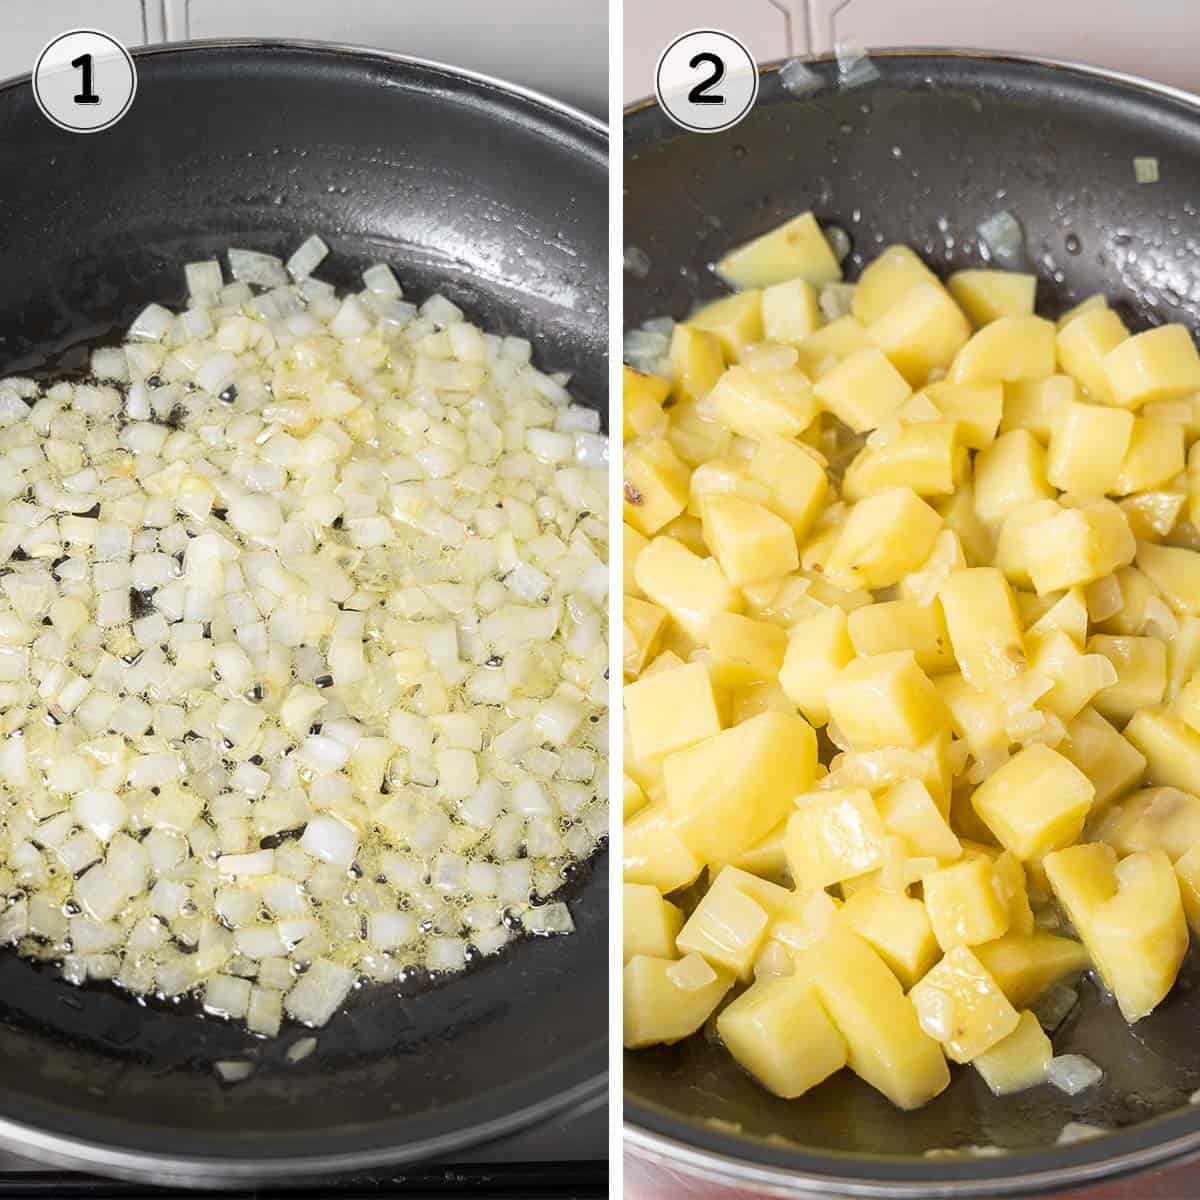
[688,52,726,105]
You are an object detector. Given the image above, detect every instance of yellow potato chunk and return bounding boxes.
[665,711,817,864]
[973,430,1054,528]
[706,612,788,689]
[1113,418,1185,496]
[1174,843,1200,935]
[634,536,741,643]
[1056,306,1129,403]
[842,422,966,501]
[623,661,722,761]
[825,488,943,591]
[1168,617,1200,700]
[1001,374,1075,443]
[761,278,821,344]
[675,866,791,979]
[623,524,649,598]
[623,365,670,442]
[785,787,887,890]
[623,802,703,894]
[623,883,684,963]
[972,1009,1053,1095]
[947,269,1037,327]
[1060,706,1146,812]
[1173,673,1200,733]
[666,398,732,467]
[923,856,1011,951]
[852,244,937,325]
[1088,634,1167,725]
[794,926,950,1109]
[687,291,763,361]
[1044,843,1187,1021]
[706,365,817,439]
[1103,324,1200,409]
[623,438,690,536]
[847,599,955,675]
[1046,400,1134,496]
[624,774,649,821]
[746,436,828,539]
[1026,630,1117,722]
[1096,786,1200,863]
[794,315,870,377]
[1135,540,1200,615]
[877,778,961,862]
[827,651,950,751]
[779,607,854,726]
[1023,501,1136,595]
[910,945,1020,1062]
[1124,708,1200,791]
[948,316,1056,384]
[723,817,789,879]
[1057,293,1109,330]
[939,567,1026,690]
[668,324,724,403]
[923,381,1004,449]
[974,933,1090,1009]
[813,347,912,433]
[840,889,941,989]
[702,495,798,586]
[971,744,1095,861]
[867,280,972,385]
[716,974,848,1099]
[716,212,843,290]
[623,954,734,1048]
[623,596,668,678]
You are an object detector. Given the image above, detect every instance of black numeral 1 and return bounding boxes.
[71,53,100,105]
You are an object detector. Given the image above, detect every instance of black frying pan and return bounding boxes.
[625,50,1200,1197]
[0,40,607,1188]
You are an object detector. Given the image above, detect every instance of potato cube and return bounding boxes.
[1174,843,1200,935]
[1114,418,1185,495]
[1122,490,1187,544]
[1173,674,1200,733]
[623,524,649,598]
[1057,293,1109,330]
[910,945,1020,1062]
[1135,540,1200,615]
[623,438,690,536]
[839,889,941,989]
[715,212,843,289]
[1095,786,1200,863]
[848,599,955,675]
[707,612,787,688]
[947,270,1037,327]
[634,536,741,643]
[852,245,937,325]
[667,399,732,467]
[827,651,950,751]
[825,488,943,591]
[623,596,668,678]
[702,495,799,586]
[1125,708,1200,792]
[1044,843,1187,1021]
[624,661,722,761]
[779,607,855,726]
[949,316,1056,384]
[973,430,1054,528]
[1060,706,1146,812]
[991,849,1036,937]
[1056,306,1128,403]
[1168,617,1200,700]
[813,347,912,433]
[662,513,706,556]
[623,802,703,894]
[794,315,870,377]
[923,381,1004,449]
[623,365,670,442]
[623,883,684,963]
[687,291,764,361]
[624,774,649,821]
[1025,631,1114,722]
[623,954,734,1048]
[747,436,828,539]
[794,926,950,1109]
[1088,635,1167,725]
[842,422,966,501]
[706,365,817,439]
[1001,375,1075,442]
[762,278,821,344]
[665,712,817,863]
[724,817,790,879]
[992,500,1060,589]
[922,857,1011,951]
[939,568,1026,690]
[1046,401,1134,495]
[1028,586,1089,646]
[877,778,961,862]
[936,672,1008,765]
[716,975,847,1098]
[676,865,792,979]
[867,281,972,385]
[1104,324,1200,409]
[668,324,724,403]
[1023,501,1136,594]
[930,488,994,572]
[785,788,887,890]
[971,744,1095,860]
[973,1009,1053,1095]
[974,932,1090,1009]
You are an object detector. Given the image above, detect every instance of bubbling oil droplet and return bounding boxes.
[1066,234,1082,255]
[732,144,747,160]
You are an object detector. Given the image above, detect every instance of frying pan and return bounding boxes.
[0,40,608,1188]
[625,48,1200,1197]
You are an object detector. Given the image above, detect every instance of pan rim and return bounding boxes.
[623,45,1200,1195]
[0,38,608,1186]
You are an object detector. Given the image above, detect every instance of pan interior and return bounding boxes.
[624,51,1200,1176]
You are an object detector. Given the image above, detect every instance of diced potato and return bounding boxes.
[973,431,1054,528]
[725,817,790,879]
[623,883,684,963]
[1135,540,1200,615]
[623,524,649,598]
[972,1009,1053,1095]
[1122,490,1186,543]
[1168,616,1200,700]
[665,712,817,863]
[931,486,993,568]
[715,212,843,290]
[1046,401,1134,496]
[623,365,670,442]
[990,849,1036,936]
[910,945,1020,1062]
[1125,708,1200,792]
[827,651,950,751]
[842,422,966,501]
[1001,374,1075,442]
[779,607,854,726]
[1113,419,1185,496]
[624,438,690,536]
[743,438,827,543]
[922,856,1011,951]
[840,889,940,989]
[992,500,1060,589]
[1056,306,1129,404]
[1029,587,1089,646]
[939,567,1026,690]
[661,513,707,556]
[1060,706,1146,812]
[1028,629,1117,721]
[1174,843,1200,935]
[852,245,937,326]
[762,278,821,344]
[624,661,723,761]
[971,744,1095,861]
[1023,501,1136,595]
[623,954,734,1048]
[877,778,961,862]
[624,774,649,821]
[702,495,799,586]
[794,926,950,1109]
[688,291,764,361]
[785,787,887,889]
[867,281,972,385]
[974,932,1089,1010]
[716,975,847,1098]
[948,270,1037,327]
[1103,324,1200,409]
[1096,787,1200,863]
[1173,673,1200,733]
[923,381,1003,449]
[813,347,912,433]
[676,865,792,978]
[936,673,1007,764]
[1044,843,1187,1021]
[667,399,732,467]
[949,316,1056,384]
[825,488,943,591]
[1057,293,1109,330]
[623,801,703,893]
[1088,634,1167,725]
[707,365,817,439]
[668,324,724,403]
[794,315,870,377]
[848,599,955,675]
[623,596,668,678]
[634,536,742,643]
[705,612,788,689]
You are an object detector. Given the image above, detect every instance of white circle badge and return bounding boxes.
[33,29,137,134]
[655,29,758,134]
